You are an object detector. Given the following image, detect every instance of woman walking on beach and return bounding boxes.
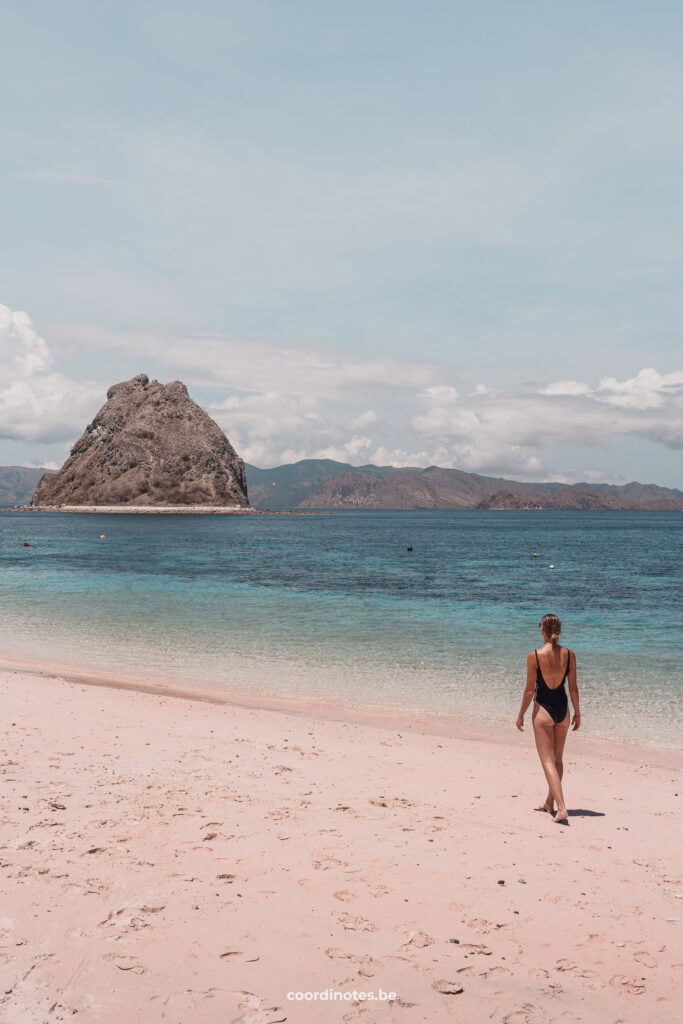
[516,613,580,824]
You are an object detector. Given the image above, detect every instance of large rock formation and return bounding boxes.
[32,374,248,507]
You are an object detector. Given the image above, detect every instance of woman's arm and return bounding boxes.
[516,652,537,730]
[568,650,580,730]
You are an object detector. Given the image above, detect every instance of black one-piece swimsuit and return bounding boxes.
[535,648,570,724]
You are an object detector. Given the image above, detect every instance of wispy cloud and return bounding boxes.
[3,309,681,483]
[52,322,449,399]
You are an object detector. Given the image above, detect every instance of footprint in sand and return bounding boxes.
[266,808,292,822]
[467,917,496,935]
[502,1005,538,1024]
[633,950,657,968]
[477,964,512,979]
[219,950,260,963]
[334,890,355,903]
[609,974,646,995]
[554,959,603,988]
[313,855,350,871]
[460,943,492,956]
[287,745,319,758]
[151,988,255,1021]
[103,953,145,974]
[369,796,415,809]
[400,930,434,949]
[325,947,379,978]
[555,959,581,973]
[432,979,464,994]
[337,912,376,932]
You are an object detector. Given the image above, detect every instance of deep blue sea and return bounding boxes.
[1,509,681,746]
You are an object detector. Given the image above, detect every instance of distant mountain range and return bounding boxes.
[247,460,682,511]
[0,467,49,507]
[3,459,681,511]
[295,465,683,510]
[244,459,395,508]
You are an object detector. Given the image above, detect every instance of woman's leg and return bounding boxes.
[532,704,568,821]
[542,710,571,811]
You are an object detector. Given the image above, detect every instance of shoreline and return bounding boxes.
[1,653,679,769]
[3,504,325,515]
[3,505,681,514]
[0,663,680,1022]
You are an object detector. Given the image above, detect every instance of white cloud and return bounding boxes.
[350,409,377,430]
[24,457,63,471]
[55,322,446,400]
[541,380,590,396]
[451,441,544,476]
[411,367,683,476]
[541,368,683,410]
[369,446,450,468]
[412,404,481,438]
[210,392,320,440]
[344,435,372,457]
[2,308,681,482]
[0,306,100,443]
[596,367,683,409]
[419,385,459,403]
[582,468,627,484]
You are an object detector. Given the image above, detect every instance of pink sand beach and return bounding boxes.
[0,663,680,1024]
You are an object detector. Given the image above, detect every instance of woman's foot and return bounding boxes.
[553,809,569,824]
[535,799,555,813]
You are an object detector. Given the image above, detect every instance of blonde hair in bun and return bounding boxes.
[540,613,562,645]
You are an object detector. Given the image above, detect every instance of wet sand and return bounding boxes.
[0,665,680,1023]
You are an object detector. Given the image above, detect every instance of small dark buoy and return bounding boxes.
[407,545,413,552]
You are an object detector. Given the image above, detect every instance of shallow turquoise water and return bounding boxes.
[0,509,681,746]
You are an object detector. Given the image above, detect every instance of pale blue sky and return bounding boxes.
[1,1,681,484]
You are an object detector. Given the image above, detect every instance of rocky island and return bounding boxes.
[31,374,249,509]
